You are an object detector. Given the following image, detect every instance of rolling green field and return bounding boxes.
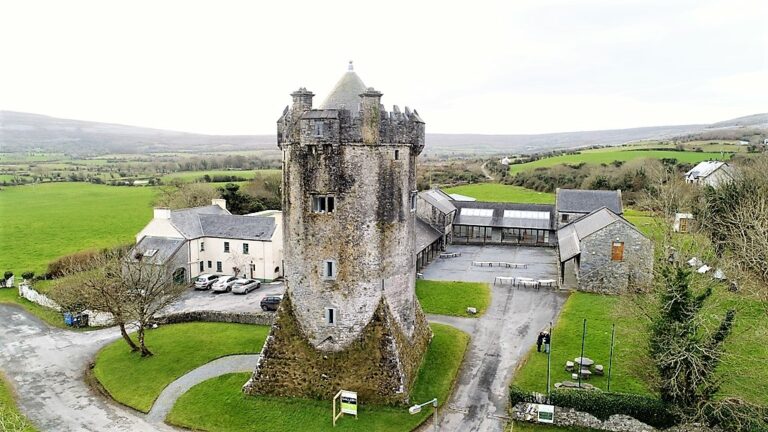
[0,183,157,275]
[416,280,491,317]
[167,323,469,432]
[0,372,37,432]
[160,169,279,183]
[94,322,270,413]
[444,183,555,204]
[509,150,731,175]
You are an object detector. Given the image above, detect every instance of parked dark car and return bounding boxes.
[260,295,283,311]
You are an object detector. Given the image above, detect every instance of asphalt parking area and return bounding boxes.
[163,280,285,314]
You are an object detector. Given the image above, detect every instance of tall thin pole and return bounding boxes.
[546,321,552,402]
[578,318,587,388]
[607,323,616,392]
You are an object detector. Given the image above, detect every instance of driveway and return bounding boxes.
[163,281,285,314]
[421,245,569,432]
[0,304,174,432]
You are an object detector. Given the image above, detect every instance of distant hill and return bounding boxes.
[1,110,765,157]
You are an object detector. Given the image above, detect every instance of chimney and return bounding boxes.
[154,208,171,220]
[360,87,383,144]
[212,199,227,210]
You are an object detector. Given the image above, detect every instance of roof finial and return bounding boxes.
[348,60,354,71]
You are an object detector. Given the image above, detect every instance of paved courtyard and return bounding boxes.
[421,245,568,432]
[163,280,285,314]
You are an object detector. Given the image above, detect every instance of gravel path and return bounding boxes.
[146,354,260,422]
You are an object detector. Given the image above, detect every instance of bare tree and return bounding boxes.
[122,256,187,356]
[49,249,138,352]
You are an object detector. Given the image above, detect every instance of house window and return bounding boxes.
[199,261,204,272]
[561,214,569,223]
[243,243,249,254]
[224,242,230,253]
[611,241,625,261]
[322,260,337,280]
[314,121,324,137]
[325,308,336,325]
[200,241,205,252]
[410,191,417,212]
[312,195,335,213]
[394,149,400,160]
[216,261,223,272]
[207,260,212,269]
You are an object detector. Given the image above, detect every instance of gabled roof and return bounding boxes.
[415,217,443,253]
[169,205,276,241]
[556,189,623,215]
[132,236,186,264]
[448,193,476,202]
[319,63,367,115]
[557,207,642,262]
[419,189,457,214]
[453,201,555,230]
[685,161,728,180]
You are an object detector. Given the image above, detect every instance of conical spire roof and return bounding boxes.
[319,61,367,114]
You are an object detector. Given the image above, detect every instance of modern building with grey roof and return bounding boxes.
[555,188,623,227]
[451,201,556,246]
[134,199,284,283]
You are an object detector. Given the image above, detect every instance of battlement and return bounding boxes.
[277,87,425,154]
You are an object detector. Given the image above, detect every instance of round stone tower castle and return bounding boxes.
[244,63,432,405]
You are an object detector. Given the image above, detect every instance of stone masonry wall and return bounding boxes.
[578,221,654,294]
[244,295,431,405]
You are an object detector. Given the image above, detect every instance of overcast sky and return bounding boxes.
[1,0,766,135]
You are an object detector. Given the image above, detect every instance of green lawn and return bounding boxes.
[94,322,270,413]
[444,184,555,204]
[0,183,157,276]
[513,292,653,396]
[416,280,491,317]
[0,372,37,432]
[508,150,730,175]
[160,169,279,183]
[167,323,469,432]
[513,289,768,405]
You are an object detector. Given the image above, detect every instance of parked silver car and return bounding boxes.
[211,275,238,293]
[194,274,220,290]
[231,278,260,294]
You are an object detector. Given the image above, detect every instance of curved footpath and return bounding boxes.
[146,354,259,422]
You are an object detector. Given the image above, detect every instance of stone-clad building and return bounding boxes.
[244,63,431,405]
[557,207,653,293]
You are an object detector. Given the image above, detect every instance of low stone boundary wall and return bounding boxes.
[512,403,716,432]
[18,283,114,327]
[156,310,275,326]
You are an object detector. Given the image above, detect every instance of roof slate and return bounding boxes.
[556,189,623,214]
[419,189,457,214]
[319,70,367,115]
[132,236,185,264]
[169,205,275,241]
[415,217,442,252]
[685,161,727,180]
[453,201,556,230]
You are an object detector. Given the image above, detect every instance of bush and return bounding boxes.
[509,385,538,405]
[550,389,677,428]
[21,271,34,280]
[47,250,101,278]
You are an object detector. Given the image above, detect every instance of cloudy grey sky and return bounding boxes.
[1,0,766,135]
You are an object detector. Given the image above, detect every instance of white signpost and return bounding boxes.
[333,390,358,426]
[537,404,555,424]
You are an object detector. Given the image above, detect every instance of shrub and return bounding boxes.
[509,385,538,405]
[47,250,101,278]
[550,389,677,428]
[21,271,34,280]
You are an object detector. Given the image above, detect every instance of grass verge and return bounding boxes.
[93,322,270,413]
[444,184,555,204]
[416,280,491,317]
[167,323,469,432]
[0,372,38,432]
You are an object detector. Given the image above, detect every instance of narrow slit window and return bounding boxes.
[410,191,417,212]
[200,241,205,252]
[314,121,324,137]
[325,308,336,325]
[394,149,400,160]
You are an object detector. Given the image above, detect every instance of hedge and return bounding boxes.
[509,386,677,429]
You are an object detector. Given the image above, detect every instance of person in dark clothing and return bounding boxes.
[536,332,545,352]
[543,332,551,353]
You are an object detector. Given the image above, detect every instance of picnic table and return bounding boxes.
[439,252,461,258]
[472,261,528,269]
[574,357,595,368]
[515,277,538,288]
[538,279,556,288]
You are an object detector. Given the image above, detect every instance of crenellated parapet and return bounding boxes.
[277,87,425,154]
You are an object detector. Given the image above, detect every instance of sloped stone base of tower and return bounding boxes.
[243,295,432,405]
